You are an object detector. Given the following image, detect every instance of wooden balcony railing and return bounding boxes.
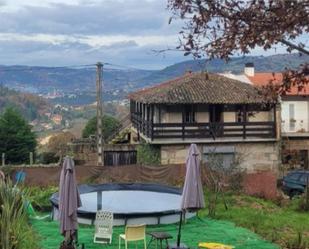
[131,113,276,140]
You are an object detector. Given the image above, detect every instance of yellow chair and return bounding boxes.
[119,224,147,249]
[198,242,234,249]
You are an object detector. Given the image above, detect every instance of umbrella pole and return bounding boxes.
[176,210,183,247]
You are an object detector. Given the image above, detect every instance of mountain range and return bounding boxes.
[0,53,307,104]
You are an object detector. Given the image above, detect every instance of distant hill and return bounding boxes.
[0,53,307,104]
[0,86,50,121]
[136,53,309,88]
[0,66,153,93]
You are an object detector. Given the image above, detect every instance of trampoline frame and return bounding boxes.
[50,183,195,225]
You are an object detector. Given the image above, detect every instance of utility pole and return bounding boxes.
[96,62,104,166]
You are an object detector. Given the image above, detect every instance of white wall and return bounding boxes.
[248,111,271,122]
[281,101,309,133]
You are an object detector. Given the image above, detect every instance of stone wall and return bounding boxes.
[282,137,309,169]
[161,141,280,174]
[283,137,309,151]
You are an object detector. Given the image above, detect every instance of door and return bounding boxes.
[210,105,223,123]
[209,105,223,138]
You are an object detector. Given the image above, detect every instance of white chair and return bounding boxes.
[93,210,113,244]
[119,224,147,249]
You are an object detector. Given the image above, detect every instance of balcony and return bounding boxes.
[131,113,276,144]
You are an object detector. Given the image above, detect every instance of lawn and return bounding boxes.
[200,192,309,248]
[31,216,278,249]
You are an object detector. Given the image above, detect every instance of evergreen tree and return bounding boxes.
[0,108,36,164]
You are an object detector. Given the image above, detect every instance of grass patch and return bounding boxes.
[200,192,309,247]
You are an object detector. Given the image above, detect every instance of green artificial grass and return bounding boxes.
[31,217,278,249]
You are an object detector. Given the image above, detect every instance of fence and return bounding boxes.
[8,164,278,199]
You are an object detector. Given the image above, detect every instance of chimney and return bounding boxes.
[244,62,255,77]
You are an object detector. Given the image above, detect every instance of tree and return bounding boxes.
[45,131,75,158]
[0,108,36,164]
[168,0,309,93]
[82,115,121,140]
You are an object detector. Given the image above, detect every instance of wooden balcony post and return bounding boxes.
[182,108,185,140]
[243,105,247,139]
[273,103,277,138]
[142,103,146,134]
[151,105,154,141]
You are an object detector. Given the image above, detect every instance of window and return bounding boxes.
[289,104,295,131]
[203,146,235,169]
[204,153,235,169]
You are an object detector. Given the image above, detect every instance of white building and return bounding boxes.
[225,63,309,169]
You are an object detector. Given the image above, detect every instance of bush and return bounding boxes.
[285,231,308,249]
[137,143,160,165]
[37,151,59,164]
[27,186,58,212]
[0,180,38,249]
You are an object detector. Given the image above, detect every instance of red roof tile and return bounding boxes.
[249,72,309,96]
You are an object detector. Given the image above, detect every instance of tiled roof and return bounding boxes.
[248,72,309,96]
[129,72,268,104]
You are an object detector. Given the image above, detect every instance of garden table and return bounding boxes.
[147,231,173,249]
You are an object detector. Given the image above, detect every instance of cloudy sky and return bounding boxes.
[0,0,297,69]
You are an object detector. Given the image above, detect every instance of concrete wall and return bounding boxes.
[161,142,280,174]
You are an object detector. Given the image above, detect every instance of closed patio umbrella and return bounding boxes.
[59,156,82,246]
[171,144,205,249]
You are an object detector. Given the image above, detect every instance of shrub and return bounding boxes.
[0,180,38,249]
[37,151,59,164]
[285,231,308,249]
[137,143,160,165]
[27,186,58,212]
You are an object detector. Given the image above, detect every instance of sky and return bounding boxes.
[0,0,302,69]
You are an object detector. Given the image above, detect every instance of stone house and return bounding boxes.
[128,72,281,173]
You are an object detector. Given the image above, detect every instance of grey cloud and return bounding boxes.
[0,1,186,68]
[0,38,184,69]
[0,0,177,36]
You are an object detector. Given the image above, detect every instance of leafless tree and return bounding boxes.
[204,147,247,217]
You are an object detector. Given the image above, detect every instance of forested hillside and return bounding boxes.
[0,86,50,121]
